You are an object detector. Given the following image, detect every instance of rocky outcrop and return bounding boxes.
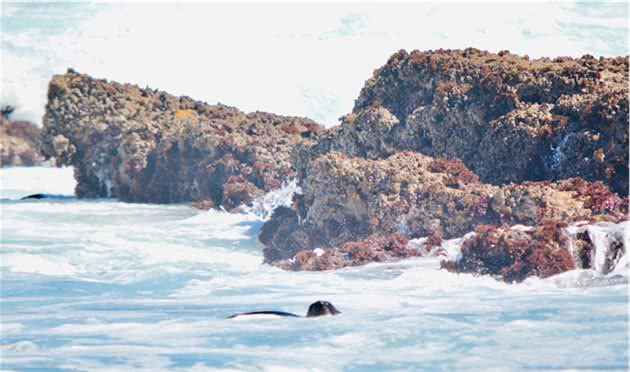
[41,51,627,282]
[260,151,627,266]
[41,70,323,209]
[0,113,45,167]
[346,49,628,196]
[260,48,628,278]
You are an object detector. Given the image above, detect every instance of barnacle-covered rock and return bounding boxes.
[41,70,323,209]
[349,49,628,195]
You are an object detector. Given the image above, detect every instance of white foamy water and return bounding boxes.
[1,167,628,371]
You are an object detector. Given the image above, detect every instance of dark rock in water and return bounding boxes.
[347,49,628,196]
[565,221,628,275]
[41,70,323,210]
[259,206,308,263]
[21,193,46,199]
[20,193,74,200]
[1,114,45,167]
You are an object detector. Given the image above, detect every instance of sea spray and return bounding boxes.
[242,179,300,220]
[564,221,628,276]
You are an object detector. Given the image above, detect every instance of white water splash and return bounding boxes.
[95,168,114,197]
[242,179,300,220]
[408,232,475,261]
[565,221,628,276]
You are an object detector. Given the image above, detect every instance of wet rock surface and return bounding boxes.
[440,221,576,282]
[41,70,323,209]
[259,49,628,278]
[441,220,628,282]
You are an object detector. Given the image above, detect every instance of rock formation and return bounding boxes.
[348,49,628,196]
[259,48,628,280]
[1,109,44,167]
[42,49,628,282]
[41,70,323,209]
[261,151,627,269]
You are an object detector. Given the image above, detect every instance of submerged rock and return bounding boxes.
[350,49,628,195]
[41,70,323,209]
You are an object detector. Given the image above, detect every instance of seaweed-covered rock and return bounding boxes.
[0,114,44,167]
[440,220,628,282]
[261,151,627,265]
[351,49,628,195]
[41,70,323,209]
[440,221,575,282]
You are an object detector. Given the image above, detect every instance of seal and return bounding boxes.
[20,194,74,200]
[229,300,341,319]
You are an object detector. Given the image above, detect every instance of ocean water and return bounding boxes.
[1,167,628,371]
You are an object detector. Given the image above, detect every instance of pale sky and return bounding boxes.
[1,1,628,126]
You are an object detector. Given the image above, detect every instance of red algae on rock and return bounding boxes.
[273,233,417,271]
[441,221,576,282]
[557,178,628,218]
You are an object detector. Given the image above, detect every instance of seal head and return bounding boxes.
[306,300,341,317]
